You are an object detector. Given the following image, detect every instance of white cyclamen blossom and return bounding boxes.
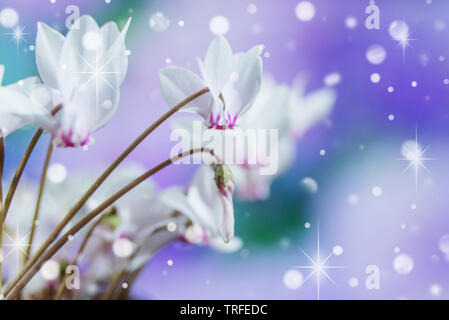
[289,74,337,137]
[35,15,131,147]
[231,76,294,200]
[161,165,242,252]
[160,36,263,130]
[0,65,54,137]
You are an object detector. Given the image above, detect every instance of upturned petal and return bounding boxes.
[222,44,263,120]
[159,66,214,119]
[203,36,234,101]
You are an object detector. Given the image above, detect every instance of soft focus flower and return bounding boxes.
[230,75,294,200]
[162,165,242,252]
[159,36,263,129]
[289,74,337,137]
[35,15,131,147]
[78,166,186,291]
[0,64,54,137]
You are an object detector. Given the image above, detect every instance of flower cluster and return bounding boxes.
[0,15,335,299]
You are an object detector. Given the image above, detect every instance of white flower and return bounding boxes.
[0,65,54,137]
[35,15,131,147]
[289,74,337,137]
[159,36,263,130]
[161,165,242,252]
[230,76,295,200]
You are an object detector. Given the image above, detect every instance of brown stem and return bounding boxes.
[101,249,138,300]
[1,129,43,223]
[24,140,54,264]
[114,264,145,299]
[2,89,209,296]
[54,210,108,300]
[6,147,217,300]
[1,104,61,224]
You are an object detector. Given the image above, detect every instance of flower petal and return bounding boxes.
[100,17,131,87]
[291,87,336,135]
[210,236,243,253]
[218,188,234,242]
[36,22,65,90]
[222,44,263,117]
[160,187,199,224]
[203,36,234,100]
[159,66,213,119]
[59,15,101,98]
[0,85,52,136]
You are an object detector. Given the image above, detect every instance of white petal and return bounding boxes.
[187,166,222,232]
[100,17,131,87]
[218,190,234,242]
[204,36,234,100]
[36,22,65,90]
[291,88,336,135]
[160,187,199,224]
[59,15,101,98]
[210,236,243,253]
[222,44,263,117]
[0,86,52,135]
[159,66,212,119]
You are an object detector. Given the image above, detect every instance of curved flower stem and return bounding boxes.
[24,140,54,264]
[1,105,61,225]
[114,264,145,299]
[54,210,109,300]
[0,137,4,293]
[1,129,43,223]
[6,147,218,300]
[3,89,209,296]
[101,249,139,300]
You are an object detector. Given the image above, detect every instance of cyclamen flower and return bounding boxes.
[35,15,131,147]
[289,74,337,137]
[162,165,242,252]
[159,36,263,130]
[230,75,295,200]
[0,65,54,137]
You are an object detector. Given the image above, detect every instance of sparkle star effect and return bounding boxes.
[6,24,29,54]
[1,215,34,278]
[293,222,344,300]
[74,46,124,118]
[398,127,435,192]
[393,21,415,62]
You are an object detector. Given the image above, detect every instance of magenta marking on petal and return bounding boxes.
[209,112,214,125]
[80,132,90,146]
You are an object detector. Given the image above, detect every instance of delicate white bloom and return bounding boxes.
[35,15,131,147]
[159,36,263,130]
[232,135,294,200]
[230,76,294,199]
[79,166,187,287]
[289,74,337,137]
[161,165,242,252]
[0,65,54,137]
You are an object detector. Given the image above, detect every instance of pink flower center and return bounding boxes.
[53,129,91,148]
[208,112,238,130]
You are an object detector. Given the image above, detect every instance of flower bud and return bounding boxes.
[214,164,235,243]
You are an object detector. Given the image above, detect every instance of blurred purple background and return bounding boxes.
[1,0,449,299]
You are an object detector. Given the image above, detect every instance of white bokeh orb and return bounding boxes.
[393,254,414,275]
[149,12,170,32]
[295,2,316,22]
[366,44,386,65]
[283,269,304,290]
[0,8,19,28]
[209,15,230,35]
